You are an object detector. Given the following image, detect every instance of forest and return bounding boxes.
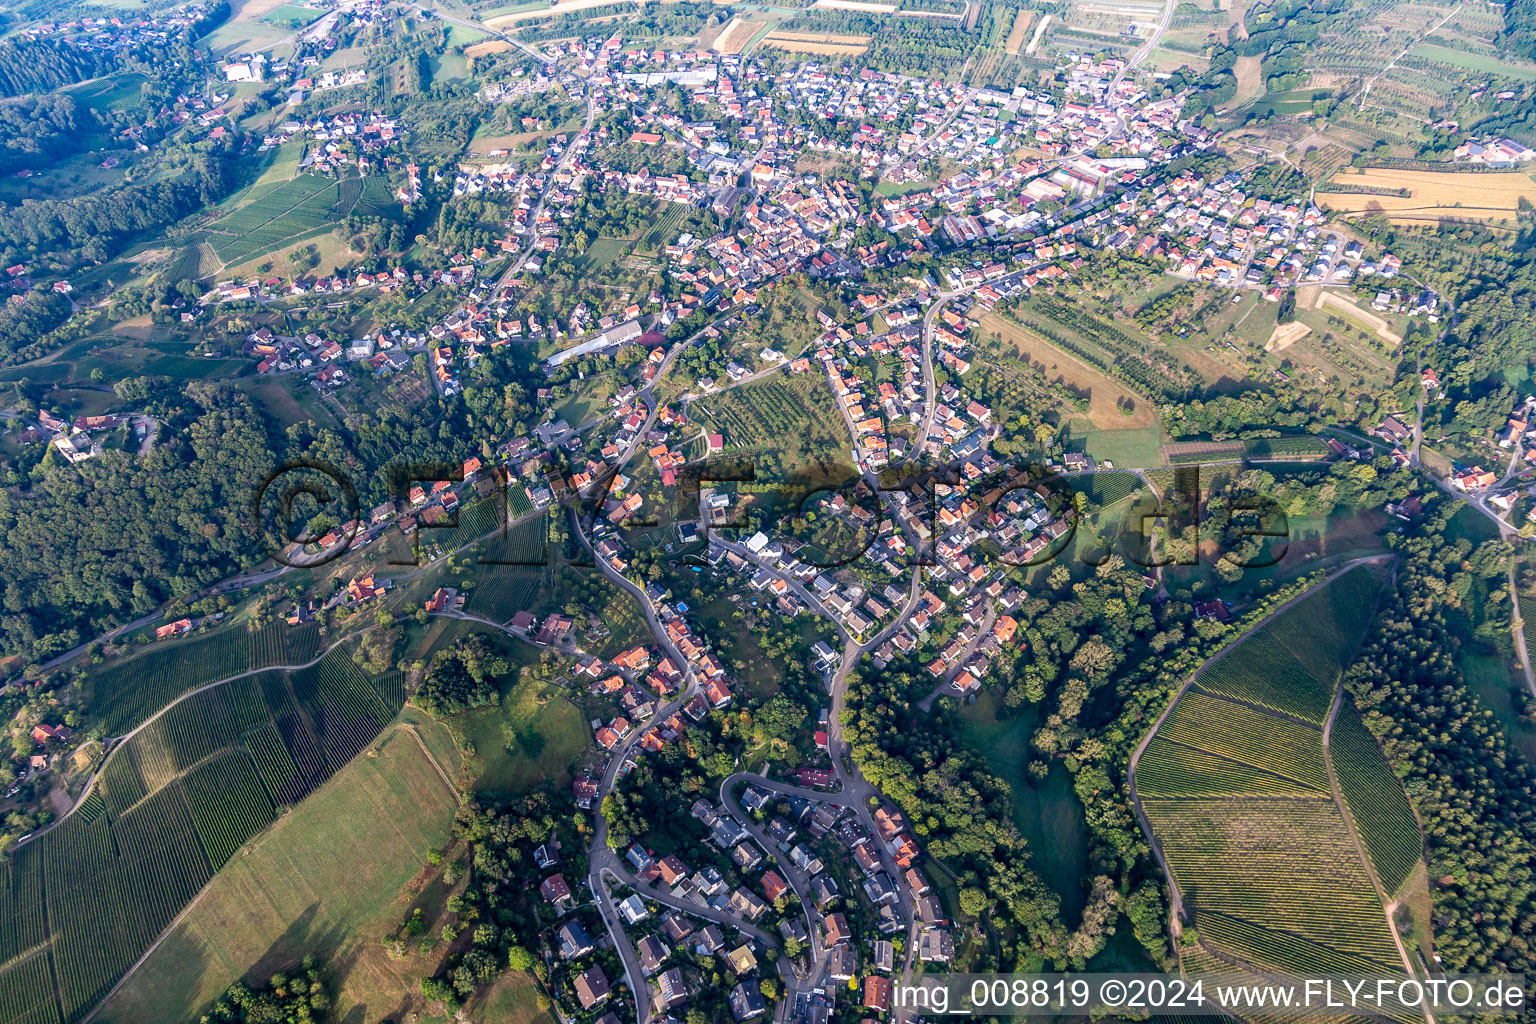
[1342,504,1536,976]
[0,149,233,264]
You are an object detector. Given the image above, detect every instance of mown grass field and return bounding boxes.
[1407,43,1536,80]
[452,675,590,798]
[95,720,459,1024]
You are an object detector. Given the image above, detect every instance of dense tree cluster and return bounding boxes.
[0,150,231,264]
[0,290,73,362]
[200,957,329,1024]
[0,382,272,663]
[0,38,115,98]
[411,634,510,716]
[0,94,83,177]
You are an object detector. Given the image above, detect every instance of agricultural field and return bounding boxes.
[1407,43,1536,81]
[1070,470,1142,509]
[1319,168,1536,228]
[87,619,324,735]
[2,645,407,1024]
[93,718,459,1024]
[1329,702,1422,895]
[759,30,870,54]
[1242,434,1331,460]
[485,0,642,26]
[204,174,374,269]
[713,16,770,53]
[975,311,1159,431]
[1136,563,1418,980]
[1191,560,1385,723]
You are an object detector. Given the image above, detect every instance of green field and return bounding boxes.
[1071,425,1164,468]
[94,717,458,1024]
[1136,563,1418,978]
[1247,88,1328,117]
[260,2,325,24]
[960,691,1090,922]
[1408,44,1536,81]
[452,675,590,797]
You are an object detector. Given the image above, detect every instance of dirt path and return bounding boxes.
[1509,562,1536,699]
[400,723,458,795]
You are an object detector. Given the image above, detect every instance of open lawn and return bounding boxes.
[451,676,590,797]
[1068,425,1165,468]
[260,3,325,25]
[95,720,459,1024]
[199,17,292,53]
[960,691,1090,923]
[1458,647,1536,769]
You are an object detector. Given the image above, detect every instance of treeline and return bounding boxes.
[1504,0,1536,62]
[0,38,116,98]
[1342,501,1536,975]
[0,94,85,177]
[1180,0,1347,117]
[0,151,231,263]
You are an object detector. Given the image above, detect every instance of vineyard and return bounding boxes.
[1137,736,1325,798]
[90,620,322,735]
[1242,435,1330,461]
[1157,692,1330,791]
[1329,702,1422,894]
[468,567,547,623]
[1015,295,1204,404]
[0,646,404,1024]
[207,175,344,265]
[694,374,846,451]
[1071,471,1140,510]
[1193,564,1383,724]
[1142,795,1403,969]
[1137,564,1414,984]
